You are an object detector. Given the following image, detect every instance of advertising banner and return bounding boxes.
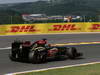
[0,22,100,35]
[87,23,100,32]
[0,24,46,35]
[47,23,85,33]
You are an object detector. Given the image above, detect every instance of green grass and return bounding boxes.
[16,63,100,75]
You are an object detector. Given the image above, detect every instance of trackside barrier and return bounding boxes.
[0,22,100,35]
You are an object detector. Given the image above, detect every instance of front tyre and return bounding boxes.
[67,47,81,59]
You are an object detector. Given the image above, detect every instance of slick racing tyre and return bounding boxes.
[29,47,47,64]
[67,47,80,59]
[9,41,21,61]
[9,48,20,61]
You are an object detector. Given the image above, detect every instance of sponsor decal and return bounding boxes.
[49,24,81,31]
[89,24,100,30]
[7,25,39,32]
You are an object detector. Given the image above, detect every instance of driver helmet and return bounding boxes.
[42,38,47,41]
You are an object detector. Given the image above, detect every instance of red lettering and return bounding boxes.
[29,26,36,32]
[49,24,79,31]
[10,26,19,32]
[90,24,100,30]
[53,25,62,31]
[9,25,36,32]
[19,26,29,32]
[61,25,70,30]
[70,24,77,30]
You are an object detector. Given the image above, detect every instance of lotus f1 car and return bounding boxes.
[9,40,83,63]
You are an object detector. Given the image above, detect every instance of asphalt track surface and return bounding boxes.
[1,33,100,75]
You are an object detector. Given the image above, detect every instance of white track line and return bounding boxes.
[4,61,100,75]
[0,47,11,50]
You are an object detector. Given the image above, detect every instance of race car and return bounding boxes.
[9,40,83,63]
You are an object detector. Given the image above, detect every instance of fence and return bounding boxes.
[0,15,99,25]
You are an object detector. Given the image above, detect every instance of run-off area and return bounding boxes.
[1,44,100,75]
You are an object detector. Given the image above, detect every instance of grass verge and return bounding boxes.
[16,63,100,75]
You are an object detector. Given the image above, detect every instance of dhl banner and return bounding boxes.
[47,23,84,33]
[0,24,46,35]
[0,22,100,35]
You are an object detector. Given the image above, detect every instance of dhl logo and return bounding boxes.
[7,25,38,32]
[89,24,100,30]
[49,24,81,31]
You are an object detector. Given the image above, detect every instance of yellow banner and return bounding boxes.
[86,22,100,32]
[47,23,85,33]
[0,24,46,35]
[0,22,100,35]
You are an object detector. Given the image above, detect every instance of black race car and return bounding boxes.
[9,40,83,63]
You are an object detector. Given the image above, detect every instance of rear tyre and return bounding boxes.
[9,48,20,61]
[29,47,47,64]
[9,41,21,61]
